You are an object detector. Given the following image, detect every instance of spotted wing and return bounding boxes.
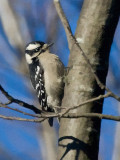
[34,62,48,110]
[35,62,54,126]
[29,60,54,126]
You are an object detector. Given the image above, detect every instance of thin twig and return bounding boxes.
[63,113,120,121]
[0,103,41,118]
[60,92,112,116]
[0,84,119,119]
[54,0,74,50]
[0,113,120,122]
[0,114,46,123]
[0,84,112,117]
[0,85,120,122]
[0,84,41,114]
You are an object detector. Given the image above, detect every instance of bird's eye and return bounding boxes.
[35,47,40,52]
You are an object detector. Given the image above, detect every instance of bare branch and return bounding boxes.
[0,114,46,123]
[0,85,120,123]
[0,112,120,122]
[63,113,120,122]
[0,102,41,118]
[108,91,120,102]
[60,92,112,116]
[1,84,120,125]
[54,0,74,50]
[1,84,120,119]
[0,84,41,114]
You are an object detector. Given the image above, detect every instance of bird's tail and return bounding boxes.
[47,105,60,127]
[48,117,53,127]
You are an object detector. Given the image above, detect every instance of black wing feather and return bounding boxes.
[29,59,53,126]
[29,60,47,110]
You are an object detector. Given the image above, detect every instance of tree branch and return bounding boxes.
[0,102,41,118]
[0,114,46,122]
[0,85,120,123]
[0,112,120,122]
[54,0,74,50]
[63,113,120,121]
[1,84,120,122]
[60,92,111,116]
[0,84,41,114]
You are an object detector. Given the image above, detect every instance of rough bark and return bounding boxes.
[58,0,120,160]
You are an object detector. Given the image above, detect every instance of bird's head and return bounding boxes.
[25,41,53,64]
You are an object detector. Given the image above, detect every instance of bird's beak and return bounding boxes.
[36,43,54,58]
[47,43,54,49]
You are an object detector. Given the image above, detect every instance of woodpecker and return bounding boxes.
[25,41,64,126]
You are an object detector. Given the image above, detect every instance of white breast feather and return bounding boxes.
[25,54,32,64]
[38,52,64,106]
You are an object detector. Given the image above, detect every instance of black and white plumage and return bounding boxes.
[25,41,64,126]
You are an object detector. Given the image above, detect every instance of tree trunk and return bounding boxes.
[58,0,120,160]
